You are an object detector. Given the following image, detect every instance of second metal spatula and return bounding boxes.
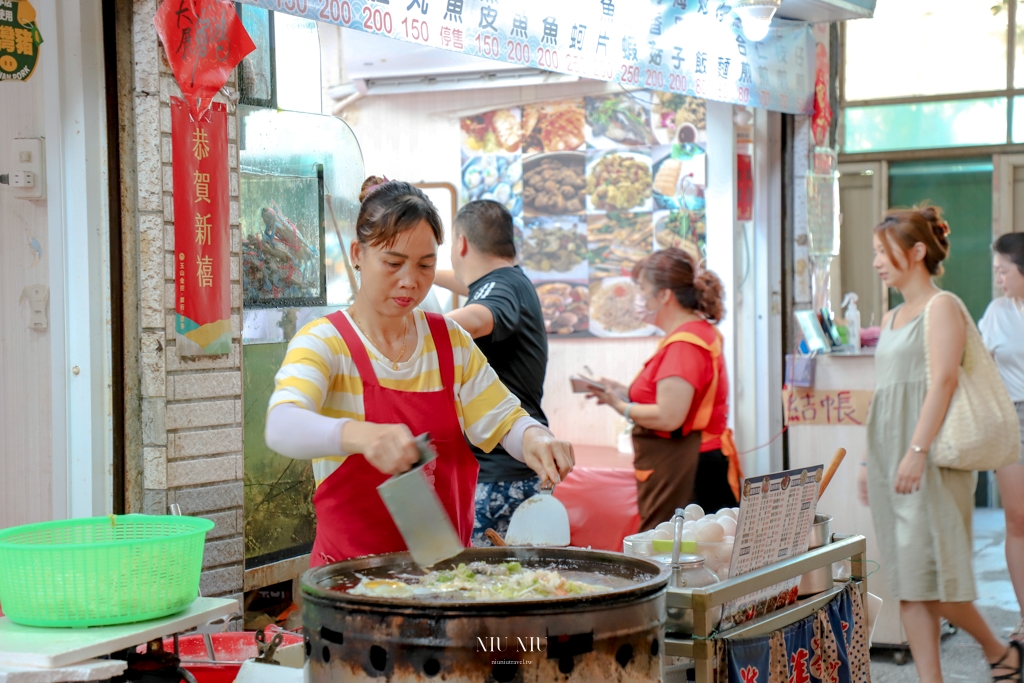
[503,484,571,547]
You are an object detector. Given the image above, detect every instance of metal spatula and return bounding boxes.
[503,483,571,547]
[377,433,464,568]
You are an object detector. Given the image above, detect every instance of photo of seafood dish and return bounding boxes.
[523,152,586,216]
[585,151,653,213]
[584,93,657,148]
[523,101,586,153]
[589,276,659,338]
[653,210,704,262]
[461,155,523,216]
[652,92,707,146]
[652,148,706,211]
[535,281,589,335]
[521,216,588,281]
[587,212,653,280]
[460,108,522,155]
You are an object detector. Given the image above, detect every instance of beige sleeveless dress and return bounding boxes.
[865,298,978,602]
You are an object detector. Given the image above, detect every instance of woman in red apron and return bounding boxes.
[265,177,574,565]
[585,248,741,531]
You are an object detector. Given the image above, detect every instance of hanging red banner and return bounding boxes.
[154,0,255,116]
[737,154,753,222]
[171,96,231,356]
[811,43,832,148]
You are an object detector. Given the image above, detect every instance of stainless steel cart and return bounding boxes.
[664,535,868,683]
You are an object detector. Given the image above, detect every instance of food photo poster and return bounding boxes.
[461,92,708,338]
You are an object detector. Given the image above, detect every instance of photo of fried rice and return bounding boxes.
[589,277,657,338]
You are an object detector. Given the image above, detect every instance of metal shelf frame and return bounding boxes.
[664,535,868,683]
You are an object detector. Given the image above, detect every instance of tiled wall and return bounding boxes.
[129,0,245,603]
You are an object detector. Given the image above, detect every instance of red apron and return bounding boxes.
[309,311,479,566]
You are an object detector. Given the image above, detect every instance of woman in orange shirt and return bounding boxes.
[587,248,741,531]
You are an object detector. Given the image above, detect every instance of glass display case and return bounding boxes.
[240,106,363,573]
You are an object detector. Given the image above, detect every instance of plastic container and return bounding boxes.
[0,514,213,627]
[623,532,733,577]
[160,628,305,683]
[665,554,720,634]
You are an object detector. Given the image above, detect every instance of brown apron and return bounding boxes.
[632,427,701,532]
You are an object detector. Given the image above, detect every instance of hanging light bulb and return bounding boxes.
[733,0,781,42]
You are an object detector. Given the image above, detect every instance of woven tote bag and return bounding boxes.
[923,292,1019,471]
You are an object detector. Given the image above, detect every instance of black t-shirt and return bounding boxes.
[466,266,548,482]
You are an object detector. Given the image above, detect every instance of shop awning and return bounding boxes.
[238,0,843,114]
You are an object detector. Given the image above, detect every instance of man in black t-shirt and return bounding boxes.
[435,200,550,546]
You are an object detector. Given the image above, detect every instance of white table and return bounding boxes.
[0,659,127,683]
[0,597,237,669]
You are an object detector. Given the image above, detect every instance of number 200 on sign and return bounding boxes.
[317,0,352,23]
[362,5,392,34]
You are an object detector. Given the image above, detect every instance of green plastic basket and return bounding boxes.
[0,514,214,627]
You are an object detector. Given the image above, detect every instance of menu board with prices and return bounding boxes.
[461,91,707,338]
[719,464,824,631]
[238,0,823,114]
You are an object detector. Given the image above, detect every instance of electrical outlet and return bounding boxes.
[10,171,34,188]
[10,138,44,200]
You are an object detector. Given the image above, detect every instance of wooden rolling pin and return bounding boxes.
[819,448,848,497]
[485,528,507,547]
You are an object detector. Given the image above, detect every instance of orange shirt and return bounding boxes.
[628,320,729,451]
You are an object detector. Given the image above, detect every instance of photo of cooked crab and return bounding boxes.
[652,92,707,147]
[521,216,589,282]
[460,108,523,155]
[587,212,653,281]
[585,150,653,213]
[534,281,589,336]
[523,101,586,154]
[522,152,586,216]
[461,155,523,216]
[584,93,657,149]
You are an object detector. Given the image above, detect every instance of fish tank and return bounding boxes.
[239,106,363,573]
[240,165,327,308]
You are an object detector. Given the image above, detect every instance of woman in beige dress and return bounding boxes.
[859,205,1022,681]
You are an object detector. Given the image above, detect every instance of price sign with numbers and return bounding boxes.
[719,465,824,631]
[238,0,823,114]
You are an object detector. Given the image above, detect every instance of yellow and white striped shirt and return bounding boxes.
[269,309,528,487]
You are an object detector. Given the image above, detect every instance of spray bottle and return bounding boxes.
[842,292,861,350]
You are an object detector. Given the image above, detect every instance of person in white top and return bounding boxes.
[980,232,1024,641]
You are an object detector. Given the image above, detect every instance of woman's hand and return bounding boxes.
[586,387,625,412]
[586,378,627,413]
[522,427,575,486]
[857,463,869,506]
[600,377,629,399]
[894,450,927,494]
[342,421,420,475]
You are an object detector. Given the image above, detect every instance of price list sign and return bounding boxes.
[239,0,824,114]
[719,465,824,631]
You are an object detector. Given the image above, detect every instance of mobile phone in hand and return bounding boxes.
[570,376,606,393]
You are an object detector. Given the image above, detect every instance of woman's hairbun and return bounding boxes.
[916,205,951,250]
[359,175,389,203]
